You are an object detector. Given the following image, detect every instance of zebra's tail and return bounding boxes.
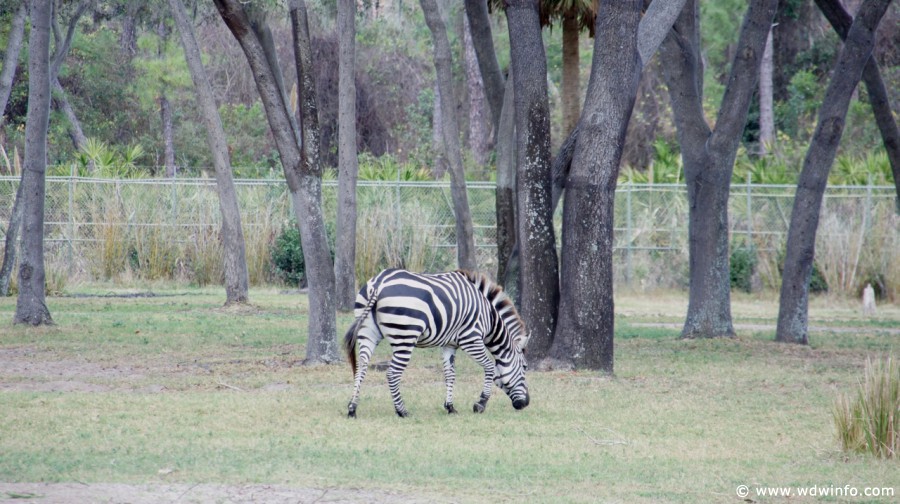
[343,286,381,379]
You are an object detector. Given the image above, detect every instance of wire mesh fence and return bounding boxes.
[0,176,896,294]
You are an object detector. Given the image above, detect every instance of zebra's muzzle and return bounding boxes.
[512,394,529,410]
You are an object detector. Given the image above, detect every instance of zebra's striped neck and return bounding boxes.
[457,270,527,351]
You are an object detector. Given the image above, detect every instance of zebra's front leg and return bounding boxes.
[387,339,415,417]
[347,332,379,418]
[459,337,494,414]
[441,347,457,414]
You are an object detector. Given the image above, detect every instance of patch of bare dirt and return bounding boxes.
[0,482,431,504]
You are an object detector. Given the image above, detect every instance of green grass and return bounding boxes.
[1,289,898,502]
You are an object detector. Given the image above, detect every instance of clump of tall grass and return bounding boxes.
[355,201,443,283]
[833,355,899,459]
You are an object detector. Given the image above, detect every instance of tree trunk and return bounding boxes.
[334,0,358,311]
[119,1,141,62]
[0,1,27,129]
[548,0,642,373]
[815,0,900,213]
[505,0,559,358]
[463,15,490,166]
[213,0,338,364]
[169,0,249,306]
[495,74,516,285]
[14,0,53,326]
[158,20,177,178]
[776,0,891,344]
[772,0,813,102]
[463,0,505,137]
[758,27,775,155]
[660,0,777,339]
[561,10,580,137]
[289,0,340,364]
[0,177,24,296]
[51,76,89,153]
[420,0,477,271]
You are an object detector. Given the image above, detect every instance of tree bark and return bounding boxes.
[52,76,88,153]
[289,0,340,364]
[420,0,477,271]
[548,0,642,372]
[463,15,490,166]
[119,1,141,62]
[561,10,580,137]
[759,27,775,154]
[815,0,900,213]
[169,0,249,306]
[495,74,516,285]
[14,0,53,325]
[0,1,27,129]
[334,0,358,311]
[660,0,777,339]
[776,0,891,344]
[213,0,338,364]
[505,0,559,358]
[157,19,177,177]
[463,0,505,137]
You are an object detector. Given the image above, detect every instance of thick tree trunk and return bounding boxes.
[776,0,891,344]
[463,0,505,137]
[772,0,813,102]
[561,10,580,137]
[815,0,900,213]
[169,0,249,306]
[14,0,53,326]
[463,16,490,166]
[334,0,358,311]
[759,27,775,154]
[289,0,340,364]
[214,0,338,364]
[660,0,777,339]
[420,0,477,271]
[505,0,559,358]
[0,2,27,128]
[548,0,642,373]
[495,74,516,285]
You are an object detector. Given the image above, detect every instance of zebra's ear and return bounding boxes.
[517,333,530,352]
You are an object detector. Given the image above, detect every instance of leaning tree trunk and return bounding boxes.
[776,0,891,344]
[0,1,27,128]
[14,0,53,326]
[815,0,900,213]
[548,0,642,373]
[660,0,777,339]
[52,76,89,154]
[505,0,559,358]
[169,0,249,306]
[213,0,338,364]
[0,178,24,296]
[560,9,580,137]
[495,75,516,286]
[420,0,477,271]
[334,0,359,311]
[463,0,505,137]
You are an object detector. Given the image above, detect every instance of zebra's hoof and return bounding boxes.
[445,403,457,414]
[473,403,485,414]
[347,404,357,418]
[396,409,409,418]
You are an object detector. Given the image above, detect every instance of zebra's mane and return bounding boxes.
[457,270,528,349]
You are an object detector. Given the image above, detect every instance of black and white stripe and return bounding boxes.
[344,268,530,417]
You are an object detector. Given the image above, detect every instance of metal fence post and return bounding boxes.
[746,172,753,245]
[68,167,75,274]
[625,179,633,286]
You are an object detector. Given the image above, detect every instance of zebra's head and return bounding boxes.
[494,330,530,410]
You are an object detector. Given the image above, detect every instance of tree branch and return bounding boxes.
[50,0,90,80]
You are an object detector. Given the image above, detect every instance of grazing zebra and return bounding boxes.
[343,268,530,418]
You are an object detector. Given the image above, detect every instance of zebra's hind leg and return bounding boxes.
[459,335,494,414]
[441,347,458,414]
[387,337,415,417]
[348,330,380,418]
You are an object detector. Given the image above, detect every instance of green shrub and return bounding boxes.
[833,355,899,459]
[730,243,757,293]
[272,224,305,287]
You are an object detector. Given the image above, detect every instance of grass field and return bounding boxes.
[0,289,898,503]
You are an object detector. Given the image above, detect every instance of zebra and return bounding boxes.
[343,268,530,418]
